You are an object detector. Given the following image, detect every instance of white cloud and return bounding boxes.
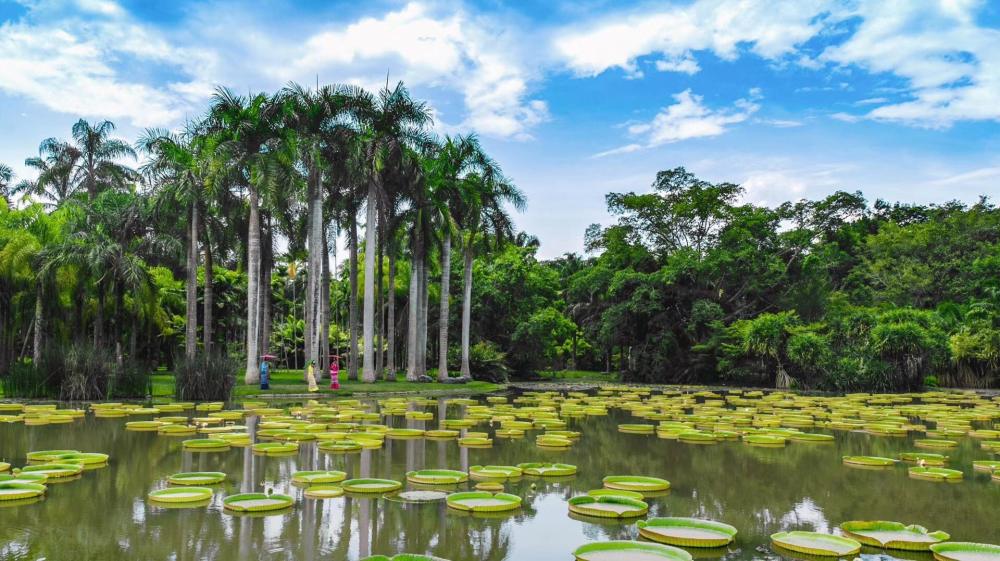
[654,54,701,74]
[553,0,833,77]
[593,89,759,157]
[928,165,1000,186]
[757,118,803,128]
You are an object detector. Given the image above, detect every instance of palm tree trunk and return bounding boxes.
[306,170,323,375]
[260,230,273,360]
[377,236,387,380]
[32,280,43,365]
[386,250,397,379]
[320,231,331,377]
[437,230,451,381]
[361,182,378,383]
[244,188,261,385]
[406,237,420,381]
[185,203,199,360]
[417,253,428,377]
[460,241,474,378]
[203,222,214,355]
[348,214,360,381]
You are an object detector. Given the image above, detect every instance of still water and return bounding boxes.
[1,395,998,561]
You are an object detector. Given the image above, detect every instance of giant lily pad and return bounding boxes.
[252,442,298,455]
[0,462,9,473]
[470,465,523,479]
[786,432,835,443]
[0,482,46,501]
[637,518,738,547]
[25,450,78,462]
[973,461,1000,472]
[446,491,521,513]
[148,487,213,503]
[517,462,577,477]
[182,438,229,450]
[386,428,425,439]
[51,452,108,465]
[840,521,949,551]
[930,542,1000,561]
[899,453,948,466]
[744,435,786,447]
[319,440,362,453]
[568,495,648,518]
[224,492,294,512]
[20,463,83,478]
[292,470,348,484]
[915,439,958,449]
[406,469,468,485]
[168,472,226,485]
[770,531,862,557]
[618,424,655,434]
[341,478,403,493]
[909,467,963,482]
[842,456,895,467]
[572,540,693,561]
[603,475,670,492]
[360,555,451,561]
[304,485,345,499]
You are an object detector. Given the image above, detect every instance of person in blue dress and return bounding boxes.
[260,357,270,390]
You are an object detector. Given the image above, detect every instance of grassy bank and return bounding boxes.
[536,370,618,382]
[153,369,502,401]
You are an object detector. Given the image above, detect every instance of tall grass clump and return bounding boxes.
[175,353,237,401]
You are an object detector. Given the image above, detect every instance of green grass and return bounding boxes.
[152,369,502,401]
[535,369,618,382]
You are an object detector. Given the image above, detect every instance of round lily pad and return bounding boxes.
[603,475,670,492]
[223,492,294,512]
[618,424,655,434]
[424,430,460,439]
[304,485,345,499]
[908,467,963,482]
[406,469,468,485]
[517,463,577,477]
[0,482,46,501]
[386,428,425,439]
[771,531,861,557]
[899,453,948,466]
[148,486,213,503]
[167,472,226,485]
[637,517,738,547]
[972,460,1000,472]
[842,456,895,467]
[181,438,229,450]
[292,470,348,484]
[341,478,403,493]
[568,495,648,518]
[840,521,949,551]
[360,555,451,561]
[319,440,362,453]
[252,442,298,455]
[51,452,108,465]
[572,540,692,561]
[446,491,521,513]
[458,437,492,447]
[786,432,835,443]
[744,435,786,447]
[469,465,523,479]
[20,463,83,478]
[930,542,1000,561]
[25,450,78,462]
[915,439,958,449]
[587,488,645,500]
[475,482,504,492]
[388,490,449,503]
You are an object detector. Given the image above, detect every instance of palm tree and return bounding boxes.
[0,164,13,206]
[455,173,524,378]
[69,120,137,201]
[207,88,282,384]
[17,139,82,208]
[347,82,432,383]
[426,134,497,381]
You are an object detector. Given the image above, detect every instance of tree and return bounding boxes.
[69,120,137,201]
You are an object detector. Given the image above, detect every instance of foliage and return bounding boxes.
[447,341,509,383]
[174,353,238,401]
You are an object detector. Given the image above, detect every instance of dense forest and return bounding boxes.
[1,83,997,397]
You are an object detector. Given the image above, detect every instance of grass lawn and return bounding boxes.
[535,369,618,382]
[154,369,503,401]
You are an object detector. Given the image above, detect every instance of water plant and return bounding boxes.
[637,518,738,547]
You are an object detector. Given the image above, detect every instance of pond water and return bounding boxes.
[1,392,999,561]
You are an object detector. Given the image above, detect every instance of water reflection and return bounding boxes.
[0,397,998,561]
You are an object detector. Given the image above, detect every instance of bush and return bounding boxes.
[448,341,509,383]
[51,344,150,400]
[923,375,939,388]
[175,353,237,401]
[0,360,57,398]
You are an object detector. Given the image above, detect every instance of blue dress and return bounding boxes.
[260,362,270,390]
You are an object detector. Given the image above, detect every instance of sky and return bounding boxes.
[1,0,999,258]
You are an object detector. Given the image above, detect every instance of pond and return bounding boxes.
[1,390,999,561]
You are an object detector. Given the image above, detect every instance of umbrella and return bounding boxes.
[260,355,277,360]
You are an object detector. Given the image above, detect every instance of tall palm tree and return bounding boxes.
[207,88,283,383]
[0,164,13,205]
[17,139,82,208]
[347,82,432,383]
[455,173,524,378]
[69,119,137,201]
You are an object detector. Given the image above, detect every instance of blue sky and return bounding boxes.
[2,0,999,258]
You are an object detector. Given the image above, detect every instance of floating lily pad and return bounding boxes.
[475,482,504,492]
[973,461,1000,472]
[840,521,949,550]
[909,467,963,482]
[224,492,294,512]
[182,438,229,450]
[568,495,648,518]
[406,469,468,485]
[386,428,425,439]
[603,475,670,492]
[319,440,362,453]
[458,437,492,447]
[149,486,213,503]
[915,439,958,449]
[469,465,523,479]
[0,482,46,501]
[304,485,345,499]
[25,450,78,462]
[899,453,948,466]
[770,531,862,557]
[842,456,895,467]
[446,491,521,512]
[388,490,449,503]
[930,542,1000,561]
[678,431,717,444]
[0,473,47,485]
[637,518,738,547]
[360,554,451,561]
[517,463,577,477]
[167,472,226,485]
[425,430,459,439]
[572,540,693,561]
[20,463,83,478]
[618,424,656,434]
[0,462,8,473]
[52,452,109,465]
[587,488,645,500]
[786,432,835,443]
[744,435,786,447]
[252,442,298,455]
[292,470,348,484]
[341,478,403,493]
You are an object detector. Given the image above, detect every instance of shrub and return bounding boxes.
[448,341,509,383]
[175,353,237,401]
[0,360,56,398]
[48,344,151,400]
[923,375,939,388]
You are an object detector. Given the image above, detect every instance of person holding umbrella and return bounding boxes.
[260,355,275,390]
[329,355,341,390]
[306,359,319,393]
